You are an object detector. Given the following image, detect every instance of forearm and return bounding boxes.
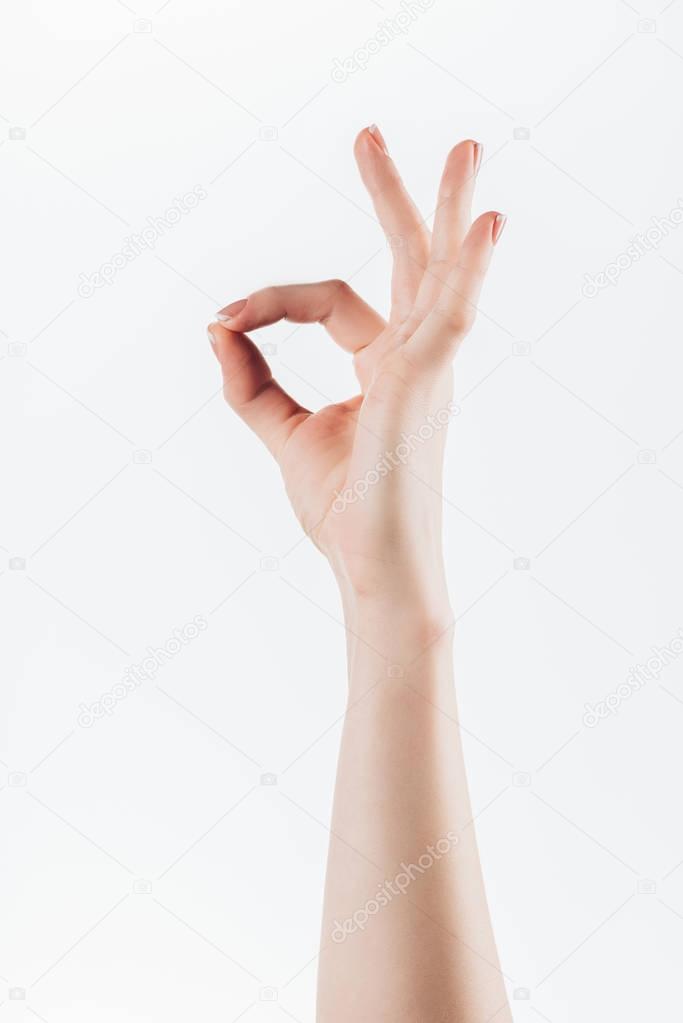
[317,586,511,1023]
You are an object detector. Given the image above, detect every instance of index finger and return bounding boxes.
[217,280,385,354]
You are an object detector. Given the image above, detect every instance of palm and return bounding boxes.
[280,328,452,547]
[279,392,360,542]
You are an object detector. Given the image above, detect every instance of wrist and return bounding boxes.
[337,574,454,685]
[340,585,453,635]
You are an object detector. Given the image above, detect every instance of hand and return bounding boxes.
[208,126,506,609]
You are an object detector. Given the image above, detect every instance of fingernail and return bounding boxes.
[217,298,247,323]
[492,213,508,245]
[473,141,483,175]
[368,124,389,156]
[207,326,216,346]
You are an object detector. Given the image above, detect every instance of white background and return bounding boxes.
[3,0,683,1019]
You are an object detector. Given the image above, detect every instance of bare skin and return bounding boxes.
[208,125,511,1023]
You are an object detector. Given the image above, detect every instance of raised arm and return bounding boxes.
[208,125,510,1022]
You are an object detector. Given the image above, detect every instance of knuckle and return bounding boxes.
[434,304,475,338]
[425,258,453,287]
[321,279,353,322]
[455,260,487,282]
[327,278,351,300]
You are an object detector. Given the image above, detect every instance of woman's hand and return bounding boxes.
[208,126,506,611]
[209,128,511,1023]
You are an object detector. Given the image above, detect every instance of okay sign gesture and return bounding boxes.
[208,126,506,598]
